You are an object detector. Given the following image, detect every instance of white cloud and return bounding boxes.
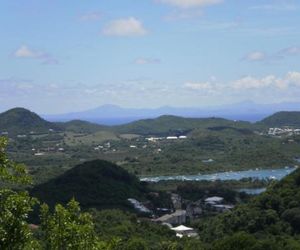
[232,72,300,90]
[243,46,300,63]
[278,46,300,57]
[14,45,58,65]
[158,0,223,8]
[14,45,40,58]
[244,51,266,62]
[102,17,147,37]
[80,11,102,21]
[135,58,161,65]
[184,82,214,90]
[232,75,277,89]
[286,71,300,86]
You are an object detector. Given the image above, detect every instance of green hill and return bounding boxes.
[114,115,252,135]
[30,160,148,210]
[259,111,300,127]
[0,108,108,136]
[199,167,300,244]
[56,120,108,133]
[0,108,60,135]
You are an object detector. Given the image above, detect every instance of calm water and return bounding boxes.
[238,188,267,195]
[140,166,297,182]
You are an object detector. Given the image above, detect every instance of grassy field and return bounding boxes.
[63,131,119,146]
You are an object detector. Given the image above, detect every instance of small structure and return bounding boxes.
[34,152,45,156]
[17,135,27,138]
[186,201,202,219]
[171,225,198,238]
[154,210,186,225]
[171,193,182,210]
[167,136,178,140]
[130,145,137,148]
[205,196,224,205]
[127,198,151,214]
[211,204,234,212]
[202,159,214,163]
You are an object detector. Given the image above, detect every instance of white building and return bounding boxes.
[205,196,224,205]
[167,136,178,140]
[171,225,198,238]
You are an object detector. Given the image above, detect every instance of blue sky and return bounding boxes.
[1,0,300,113]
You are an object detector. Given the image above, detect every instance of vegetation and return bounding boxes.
[259,111,300,127]
[57,120,107,134]
[113,115,252,136]
[3,108,300,180]
[196,167,300,248]
[0,108,60,136]
[3,130,300,249]
[30,160,148,211]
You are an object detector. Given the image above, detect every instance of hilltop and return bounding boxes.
[0,108,60,135]
[57,120,107,133]
[259,111,300,127]
[30,160,148,210]
[114,115,252,135]
[0,108,105,136]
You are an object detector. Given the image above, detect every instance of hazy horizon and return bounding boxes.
[1,0,300,113]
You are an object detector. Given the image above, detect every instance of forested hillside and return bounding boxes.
[196,167,300,249]
[0,108,60,135]
[31,160,148,210]
[113,115,252,135]
[259,111,300,127]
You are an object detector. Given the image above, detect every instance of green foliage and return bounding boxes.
[0,108,60,136]
[90,209,178,249]
[212,232,257,250]
[58,120,107,134]
[114,115,252,136]
[31,160,148,211]
[197,168,300,245]
[0,189,38,249]
[39,199,98,250]
[0,137,39,249]
[259,111,300,127]
[0,137,32,185]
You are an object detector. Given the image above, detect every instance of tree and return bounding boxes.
[39,199,99,250]
[0,137,39,249]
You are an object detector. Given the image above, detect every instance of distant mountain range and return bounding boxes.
[1,107,300,136]
[42,101,300,125]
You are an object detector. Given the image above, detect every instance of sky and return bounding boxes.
[1,0,300,114]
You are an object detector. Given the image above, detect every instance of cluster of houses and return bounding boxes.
[268,127,300,136]
[146,135,187,142]
[127,193,234,239]
[1,128,57,138]
[94,142,117,152]
[33,146,65,156]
